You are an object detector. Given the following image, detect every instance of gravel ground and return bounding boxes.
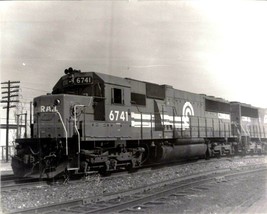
[134,168,267,214]
[1,156,267,213]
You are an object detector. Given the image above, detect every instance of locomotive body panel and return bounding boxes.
[203,97,232,139]
[127,78,233,140]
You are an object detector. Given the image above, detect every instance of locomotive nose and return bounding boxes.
[32,95,66,139]
[33,94,94,139]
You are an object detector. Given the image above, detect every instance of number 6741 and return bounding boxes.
[109,110,129,122]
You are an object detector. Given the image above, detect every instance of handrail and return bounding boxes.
[241,123,249,136]
[55,110,68,156]
[73,97,93,157]
[73,105,85,156]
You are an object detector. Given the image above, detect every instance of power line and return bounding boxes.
[21,86,49,93]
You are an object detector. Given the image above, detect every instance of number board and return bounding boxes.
[74,76,93,85]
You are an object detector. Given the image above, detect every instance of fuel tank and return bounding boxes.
[156,139,207,162]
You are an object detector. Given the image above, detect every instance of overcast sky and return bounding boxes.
[1,0,267,111]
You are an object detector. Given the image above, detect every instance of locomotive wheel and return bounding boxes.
[126,161,139,173]
[205,149,210,160]
[125,161,133,172]
[140,143,150,164]
[99,168,111,176]
[99,165,111,176]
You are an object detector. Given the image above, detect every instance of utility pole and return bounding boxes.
[1,81,20,162]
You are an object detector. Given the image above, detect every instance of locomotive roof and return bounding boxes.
[205,95,229,103]
[230,101,258,108]
[94,72,130,87]
[52,71,131,93]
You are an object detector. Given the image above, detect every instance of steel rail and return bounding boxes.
[1,177,48,192]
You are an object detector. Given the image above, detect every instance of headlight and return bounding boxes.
[54,99,61,106]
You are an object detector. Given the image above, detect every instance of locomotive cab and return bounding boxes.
[12,68,143,178]
[51,69,142,174]
[53,68,106,121]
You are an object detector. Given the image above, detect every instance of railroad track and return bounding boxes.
[83,165,267,214]
[1,174,18,182]
[1,178,49,193]
[1,173,53,193]
[8,162,267,214]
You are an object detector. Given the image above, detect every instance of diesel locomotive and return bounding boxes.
[11,68,267,178]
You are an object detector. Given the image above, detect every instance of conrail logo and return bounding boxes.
[182,102,194,128]
[40,105,58,112]
[182,102,194,117]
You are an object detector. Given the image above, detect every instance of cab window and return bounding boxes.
[112,88,124,104]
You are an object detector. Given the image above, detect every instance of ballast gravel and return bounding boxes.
[1,156,267,213]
